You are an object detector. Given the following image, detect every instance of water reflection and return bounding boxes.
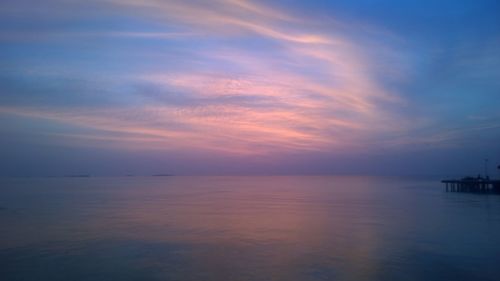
[1,176,500,280]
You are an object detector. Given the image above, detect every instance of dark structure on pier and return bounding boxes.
[442,163,500,193]
[442,178,500,193]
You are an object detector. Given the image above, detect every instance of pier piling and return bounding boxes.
[441,178,500,194]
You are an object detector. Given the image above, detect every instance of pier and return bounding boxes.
[442,178,500,193]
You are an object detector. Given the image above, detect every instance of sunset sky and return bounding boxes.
[0,0,499,176]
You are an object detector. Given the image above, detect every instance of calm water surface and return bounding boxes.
[1,176,500,281]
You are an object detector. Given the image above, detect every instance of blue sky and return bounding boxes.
[0,0,499,176]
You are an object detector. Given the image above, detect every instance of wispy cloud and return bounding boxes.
[0,0,416,155]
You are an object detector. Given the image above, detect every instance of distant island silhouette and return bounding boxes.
[64,174,91,178]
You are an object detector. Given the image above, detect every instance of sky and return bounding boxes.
[0,0,499,177]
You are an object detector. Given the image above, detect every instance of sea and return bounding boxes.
[1,176,500,281]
